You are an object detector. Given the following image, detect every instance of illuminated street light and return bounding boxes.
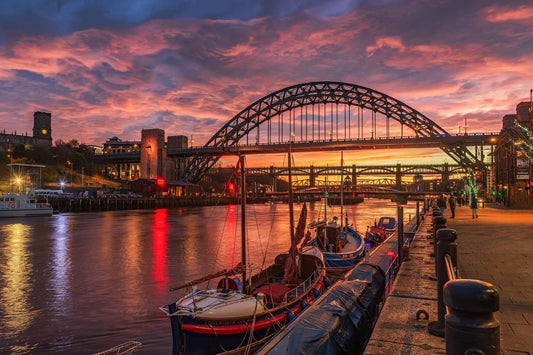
[67,160,73,187]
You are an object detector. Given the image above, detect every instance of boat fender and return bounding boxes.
[286,309,295,323]
[312,288,321,299]
[300,299,309,310]
[323,276,331,289]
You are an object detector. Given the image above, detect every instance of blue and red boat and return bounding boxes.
[308,217,365,268]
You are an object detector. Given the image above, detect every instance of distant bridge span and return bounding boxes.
[180,81,486,183]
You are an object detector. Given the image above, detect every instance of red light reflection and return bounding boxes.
[152,208,170,294]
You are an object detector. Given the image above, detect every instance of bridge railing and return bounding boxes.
[186,132,501,149]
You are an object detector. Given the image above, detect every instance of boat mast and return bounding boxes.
[239,155,247,291]
[288,142,295,243]
[340,151,344,225]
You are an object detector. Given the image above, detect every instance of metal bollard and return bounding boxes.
[428,228,457,337]
[444,279,500,355]
[431,216,447,259]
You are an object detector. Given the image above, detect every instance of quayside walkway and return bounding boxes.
[365,204,533,354]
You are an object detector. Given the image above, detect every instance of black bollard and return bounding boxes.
[416,201,420,230]
[428,228,457,337]
[444,279,500,355]
[431,216,447,259]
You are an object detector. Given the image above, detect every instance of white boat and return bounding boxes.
[0,193,53,217]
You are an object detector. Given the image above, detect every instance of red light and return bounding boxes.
[387,250,396,258]
[156,176,166,187]
[228,181,236,194]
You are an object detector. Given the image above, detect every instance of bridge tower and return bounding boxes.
[141,129,165,179]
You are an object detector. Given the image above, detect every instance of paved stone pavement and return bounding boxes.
[445,204,533,355]
[365,203,532,355]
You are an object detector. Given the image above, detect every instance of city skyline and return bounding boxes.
[0,0,532,166]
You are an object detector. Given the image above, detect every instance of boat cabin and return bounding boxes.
[316,224,342,253]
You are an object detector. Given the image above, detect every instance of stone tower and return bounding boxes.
[32,111,52,141]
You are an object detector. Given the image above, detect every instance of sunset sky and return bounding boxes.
[0,0,532,166]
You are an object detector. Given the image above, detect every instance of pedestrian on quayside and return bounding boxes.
[470,195,478,219]
[437,194,446,215]
[448,194,456,219]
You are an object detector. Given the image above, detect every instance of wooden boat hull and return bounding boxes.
[166,253,326,355]
[314,225,365,268]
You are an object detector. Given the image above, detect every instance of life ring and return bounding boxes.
[10,203,15,208]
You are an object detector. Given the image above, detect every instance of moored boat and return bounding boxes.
[160,154,327,354]
[364,216,396,246]
[308,218,365,268]
[0,193,53,217]
[306,152,365,269]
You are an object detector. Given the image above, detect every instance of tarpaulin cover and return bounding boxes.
[258,263,385,354]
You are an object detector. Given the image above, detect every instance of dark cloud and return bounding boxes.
[0,0,532,151]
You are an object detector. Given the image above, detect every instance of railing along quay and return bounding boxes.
[428,207,500,355]
[365,202,501,355]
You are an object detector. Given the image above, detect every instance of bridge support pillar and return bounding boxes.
[352,165,357,188]
[270,166,277,192]
[309,166,316,188]
[442,163,450,192]
[396,163,402,191]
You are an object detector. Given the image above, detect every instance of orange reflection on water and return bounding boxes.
[222,204,238,270]
[0,223,34,339]
[151,209,169,294]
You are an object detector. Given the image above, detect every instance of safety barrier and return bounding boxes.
[427,204,500,355]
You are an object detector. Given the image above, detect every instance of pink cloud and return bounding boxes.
[366,36,406,57]
[482,5,533,23]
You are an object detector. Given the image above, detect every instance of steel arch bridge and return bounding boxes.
[181,81,483,183]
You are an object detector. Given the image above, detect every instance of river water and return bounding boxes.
[0,198,417,354]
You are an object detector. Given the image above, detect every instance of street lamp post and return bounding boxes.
[67,161,73,188]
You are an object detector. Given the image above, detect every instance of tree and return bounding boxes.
[12,144,26,159]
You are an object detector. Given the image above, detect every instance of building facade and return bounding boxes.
[102,136,141,180]
[0,111,53,152]
[494,101,533,206]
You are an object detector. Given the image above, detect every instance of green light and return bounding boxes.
[325,191,329,198]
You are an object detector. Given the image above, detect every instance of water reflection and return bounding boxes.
[0,223,35,346]
[151,209,169,295]
[0,199,419,353]
[49,214,72,315]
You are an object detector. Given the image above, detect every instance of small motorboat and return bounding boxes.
[0,193,53,218]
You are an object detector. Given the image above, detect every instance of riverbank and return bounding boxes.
[364,204,533,354]
[44,194,360,213]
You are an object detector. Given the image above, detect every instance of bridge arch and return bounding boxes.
[182,81,483,183]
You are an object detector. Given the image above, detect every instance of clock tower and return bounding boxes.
[32,111,52,141]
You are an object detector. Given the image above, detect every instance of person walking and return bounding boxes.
[437,194,446,215]
[449,194,456,218]
[470,195,478,219]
